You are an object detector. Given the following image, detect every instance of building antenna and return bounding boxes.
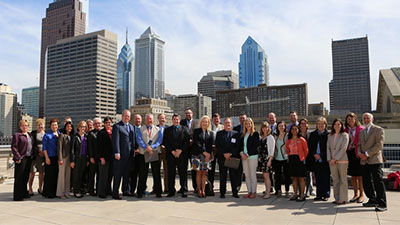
[126,27,128,44]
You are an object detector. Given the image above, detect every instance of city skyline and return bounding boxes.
[1,0,400,110]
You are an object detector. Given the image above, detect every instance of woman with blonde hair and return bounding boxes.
[240,118,260,199]
[257,122,275,199]
[191,116,214,197]
[28,118,45,196]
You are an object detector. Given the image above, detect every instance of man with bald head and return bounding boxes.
[112,110,136,200]
[358,113,387,212]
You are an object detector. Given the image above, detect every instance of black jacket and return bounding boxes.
[71,133,88,162]
[87,129,99,159]
[307,129,329,170]
[162,125,190,157]
[239,131,260,156]
[192,128,214,156]
[215,130,240,158]
[97,128,113,161]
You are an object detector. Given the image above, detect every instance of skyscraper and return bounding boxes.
[116,29,135,114]
[39,0,87,117]
[45,30,117,123]
[0,83,17,137]
[238,36,269,88]
[197,70,238,100]
[22,86,40,118]
[134,26,165,100]
[329,36,371,114]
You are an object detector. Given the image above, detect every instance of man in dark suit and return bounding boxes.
[233,113,247,134]
[180,108,199,193]
[358,113,387,212]
[112,110,136,200]
[87,117,102,196]
[129,114,142,196]
[216,117,240,198]
[163,114,190,197]
[233,113,247,191]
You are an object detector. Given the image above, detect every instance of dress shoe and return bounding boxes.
[177,189,183,194]
[122,192,131,197]
[363,201,378,207]
[375,206,387,212]
[336,201,346,205]
[290,195,298,201]
[23,194,31,199]
[233,194,239,198]
[156,194,162,198]
[74,193,83,198]
[167,193,175,197]
[220,194,225,198]
[313,196,322,201]
[89,192,96,196]
[112,195,122,200]
[137,194,143,198]
[296,196,306,202]
[321,197,328,201]
[181,193,187,198]
[99,195,107,199]
[349,196,359,203]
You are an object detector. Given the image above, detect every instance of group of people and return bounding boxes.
[11,109,387,211]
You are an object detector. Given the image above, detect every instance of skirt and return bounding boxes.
[288,155,307,177]
[257,153,272,173]
[31,156,45,173]
[191,154,212,171]
[347,149,362,176]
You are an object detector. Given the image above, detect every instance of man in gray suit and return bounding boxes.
[112,110,136,200]
[357,113,387,211]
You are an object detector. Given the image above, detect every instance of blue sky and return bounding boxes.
[1,0,399,110]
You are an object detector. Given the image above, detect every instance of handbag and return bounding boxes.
[224,157,240,169]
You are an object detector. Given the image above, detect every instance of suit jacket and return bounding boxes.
[57,133,72,160]
[233,124,243,134]
[137,125,161,154]
[112,121,136,159]
[327,132,349,161]
[192,128,214,156]
[273,134,288,159]
[71,133,88,162]
[180,119,199,137]
[215,130,240,158]
[162,125,190,157]
[87,129,100,159]
[11,132,34,161]
[357,124,385,165]
[308,129,329,164]
[97,128,113,161]
[239,131,260,156]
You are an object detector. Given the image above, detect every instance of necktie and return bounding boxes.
[126,124,130,133]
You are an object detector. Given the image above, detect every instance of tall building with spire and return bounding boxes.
[116,28,135,113]
[134,26,165,100]
[238,36,269,88]
[38,0,87,117]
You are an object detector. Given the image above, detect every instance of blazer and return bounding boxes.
[112,121,136,159]
[345,126,364,158]
[215,130,240,159]
[308,129,329,165]
[259,135,275,158]
[285,137,309,162]
[11,132,34,161]
[327,132,349,161]
[239,131,260,156]
[233,124,243,134]
[31,130,41,160]
[71,133,88,162]
[180,119,199,137]
[57,133,72,160]
[273,134,288,159]
[162,125,190,157]
[97,128,113,161]
[357,124,385,165]
[192,128,214,156]
[87,129,100,159]
[137,125,161,154]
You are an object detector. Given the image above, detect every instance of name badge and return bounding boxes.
[231,138,236,143]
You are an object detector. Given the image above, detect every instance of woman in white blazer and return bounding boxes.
[327,119,349,205]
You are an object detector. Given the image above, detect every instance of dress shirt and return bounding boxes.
[136,125,163,149]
